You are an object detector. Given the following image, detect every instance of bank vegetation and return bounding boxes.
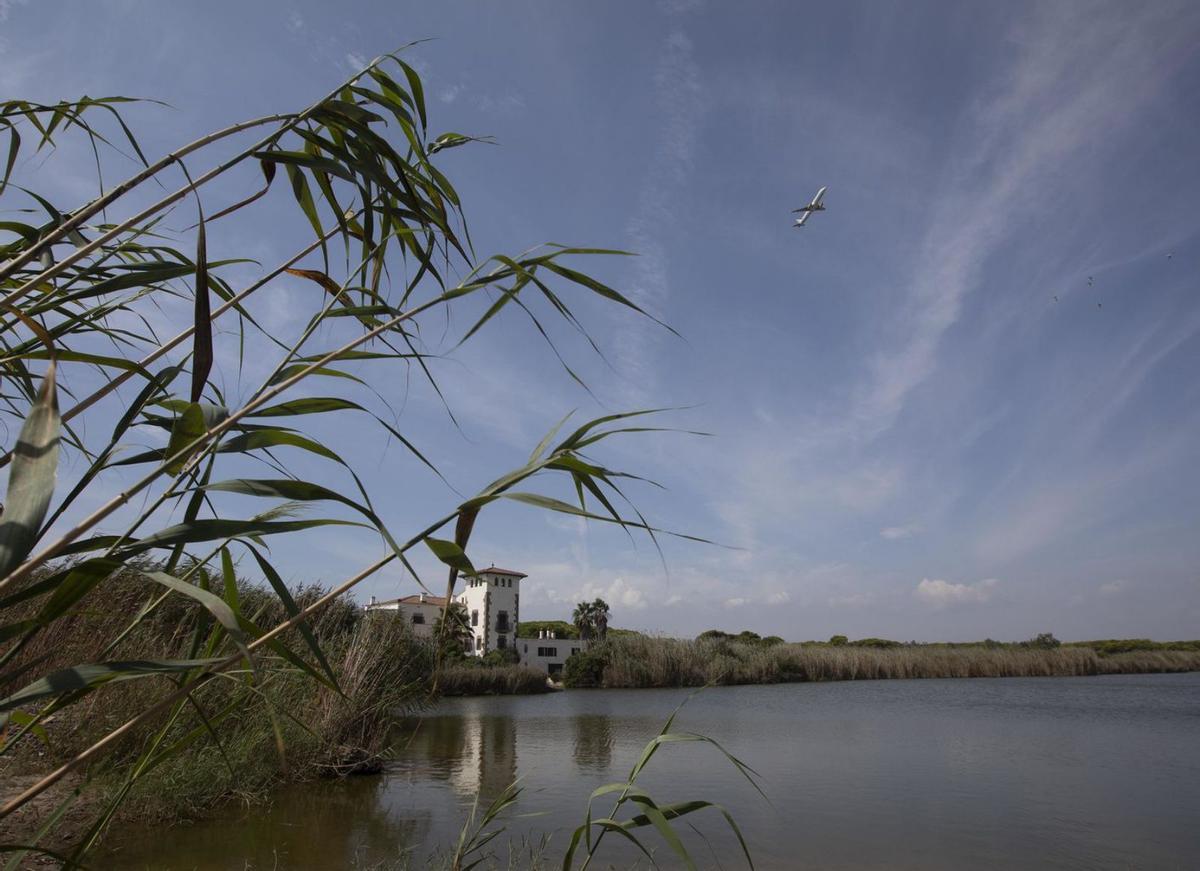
[563,633,1200,688]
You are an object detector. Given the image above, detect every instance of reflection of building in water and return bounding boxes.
[447,708,519,801]
[572,714,614,771]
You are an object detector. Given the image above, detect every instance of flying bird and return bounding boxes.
[1087,276,1094,286]
[792,186,827,228]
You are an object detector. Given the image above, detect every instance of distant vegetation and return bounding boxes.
[562,633,1200,689]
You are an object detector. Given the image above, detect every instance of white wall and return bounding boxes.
[458,569,522,655]
[518,635,583,675]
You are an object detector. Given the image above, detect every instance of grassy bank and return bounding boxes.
[565,635,1200,688]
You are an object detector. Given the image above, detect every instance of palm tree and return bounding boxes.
[573,601,595,642]
[434,601,473,658]
[591,598,610,642]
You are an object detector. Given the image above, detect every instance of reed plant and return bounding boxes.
[436,664,551,697]
[0,52,699,863]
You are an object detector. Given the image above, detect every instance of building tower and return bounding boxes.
[456,566,525,656]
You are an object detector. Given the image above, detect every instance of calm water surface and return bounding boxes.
[105,673,1200,869]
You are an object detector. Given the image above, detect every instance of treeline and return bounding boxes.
[563,633,1200,689]
[693,629,1200,653]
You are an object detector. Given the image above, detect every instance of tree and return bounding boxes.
[573,601,596,642]
[829,634,849,646]
[591,598,610,642]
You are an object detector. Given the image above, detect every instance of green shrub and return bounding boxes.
[829,634,849,646]
[563,647,608,688]
[482,648,521,667]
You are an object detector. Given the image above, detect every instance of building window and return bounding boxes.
[411,614,425,625]
[497,610,510,633]
[538,646,558,657]
[471,610,479,627]
[523,644,528,653]
[571,648,580,656]
[498,635,507,649]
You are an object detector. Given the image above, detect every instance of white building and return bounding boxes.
[458,565,525,655]
[367,564,587,675]
[362,592,448,641]
[517,629,584,677]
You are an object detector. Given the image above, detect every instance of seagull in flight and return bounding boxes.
[792,186,827,228]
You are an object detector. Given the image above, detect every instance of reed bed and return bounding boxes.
[436,664,552,696]
[1,566,432,829]
[591,636,1200,688]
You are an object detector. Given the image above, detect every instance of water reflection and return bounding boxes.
[103,675,1200,870]
[399,708,517,802]
[571,713,614,770]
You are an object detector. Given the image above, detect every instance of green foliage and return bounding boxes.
[828,635,849,646]
[517,620,579,639]
[572,599,610,642]
[562,647,608,688]
[1022,633,1062,650]
[481,648,520,667]
[850,637,902,649]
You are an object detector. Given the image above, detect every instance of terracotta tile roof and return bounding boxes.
[475,566,527,578]
[369,594,448,607]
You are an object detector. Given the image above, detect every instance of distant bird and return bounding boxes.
[792,186,828,228]
[1167,252,1174,259]
[1053,295,1059,303]
[1087,276,1094,286]
[1097,302,1103,309]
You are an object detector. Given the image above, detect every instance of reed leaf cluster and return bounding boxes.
[0,51,692,863]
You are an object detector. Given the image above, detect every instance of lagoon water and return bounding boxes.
[105,673,1200,869]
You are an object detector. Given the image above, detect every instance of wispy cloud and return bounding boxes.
[613,22,704,407]
[880,524,920,541]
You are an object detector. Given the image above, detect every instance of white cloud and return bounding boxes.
[439,84,463,104]
[766,590,790,604]
[914,577,998,608]
[1098,580,1128,596]
[723,597,747,608]
[345,52,368,73]
[544,576,650,611]
[881,524,920,540]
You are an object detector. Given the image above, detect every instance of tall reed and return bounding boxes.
[591,636,1200,688]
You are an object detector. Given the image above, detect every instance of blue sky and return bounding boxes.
[3,1,1199,641]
